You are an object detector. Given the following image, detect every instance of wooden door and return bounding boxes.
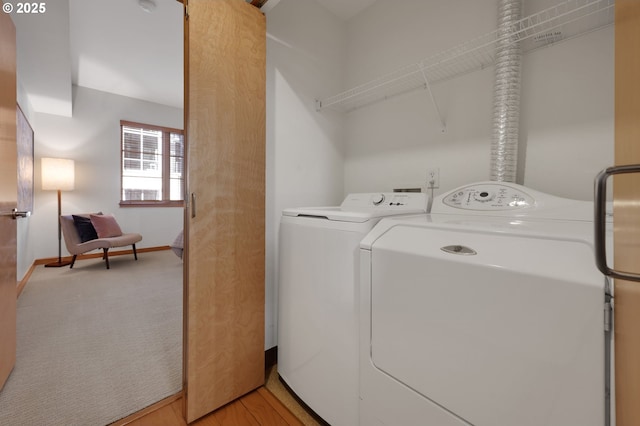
[0,1,18,391]
[183,0,266,422]
[614,1,640,424]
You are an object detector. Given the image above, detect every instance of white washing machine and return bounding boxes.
[278,192,428,426]
[359,182,613,426]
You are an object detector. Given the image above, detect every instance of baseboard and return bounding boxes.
[33,245,172,266]
[265,346,277,369]
[17,262,36,297]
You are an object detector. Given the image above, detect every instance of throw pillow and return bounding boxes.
[72,215,98,242]
[90,214,123,238]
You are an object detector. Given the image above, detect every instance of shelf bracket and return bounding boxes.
[419,66,446,133]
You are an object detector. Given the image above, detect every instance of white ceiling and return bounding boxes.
[11,1,74,116]
[313,0,377,20]
[70,0,184,110]
[13,0,183,116]
[11,0,374,117]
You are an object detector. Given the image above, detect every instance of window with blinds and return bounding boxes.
[120,120,184,207]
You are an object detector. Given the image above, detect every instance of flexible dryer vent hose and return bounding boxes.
[490,0,522,182]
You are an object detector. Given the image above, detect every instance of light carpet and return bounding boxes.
[0,250,183,426]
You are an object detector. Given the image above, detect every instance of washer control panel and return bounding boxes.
[341,192,427,210]
[443,183,535,210]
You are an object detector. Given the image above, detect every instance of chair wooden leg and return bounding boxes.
[70,255,77,269]
[132,244,138,260]
[103,248,110,269]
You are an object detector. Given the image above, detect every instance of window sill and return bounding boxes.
[119,200,185,208]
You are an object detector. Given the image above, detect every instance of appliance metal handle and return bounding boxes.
[441,245,477,256]
[594,164,640,282]
[0,208,31,219]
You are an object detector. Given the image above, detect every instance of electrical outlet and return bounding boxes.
[426,168,440,189]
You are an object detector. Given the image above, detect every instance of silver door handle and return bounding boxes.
[594,165,640,282]
[0,208,31,219]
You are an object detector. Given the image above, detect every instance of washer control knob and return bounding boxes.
[372,194,386,206]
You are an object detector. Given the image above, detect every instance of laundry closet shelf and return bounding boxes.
[316,0,614,113]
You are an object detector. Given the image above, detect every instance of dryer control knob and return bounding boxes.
[372,194,386,206]
[473,191,495,202]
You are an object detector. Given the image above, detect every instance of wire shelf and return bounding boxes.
[317,0,614,113]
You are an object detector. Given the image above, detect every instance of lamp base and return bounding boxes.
[44,260,72,268]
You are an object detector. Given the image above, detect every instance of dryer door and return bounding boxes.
[369,224,606,426]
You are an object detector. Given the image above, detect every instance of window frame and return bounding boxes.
[119,120,185,208]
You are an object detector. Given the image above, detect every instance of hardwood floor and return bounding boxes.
[113,388,304,426]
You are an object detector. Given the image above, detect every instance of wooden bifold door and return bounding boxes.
[182,0,266,423]
[0,0,18,393]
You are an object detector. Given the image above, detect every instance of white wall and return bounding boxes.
[520,26,614,199]
[265,0,346,348]
[342,0,613,200]
[19,85,183,279]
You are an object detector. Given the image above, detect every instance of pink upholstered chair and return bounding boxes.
[59,213,142,269]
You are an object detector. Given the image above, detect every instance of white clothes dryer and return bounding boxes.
[359,182,613,426]
[278,192,428,426]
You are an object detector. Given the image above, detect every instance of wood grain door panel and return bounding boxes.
[0,202,17,391]
[0,1,18,391]
[183,0,266,422]
[614,1,640,424]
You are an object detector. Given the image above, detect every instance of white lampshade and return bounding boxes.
[41,158,75,191]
